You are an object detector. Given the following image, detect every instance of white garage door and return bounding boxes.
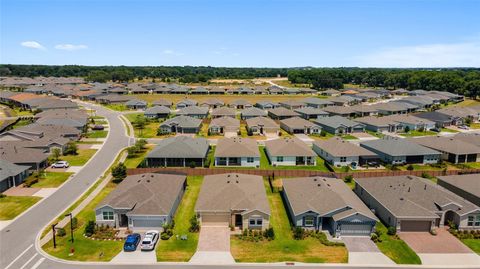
[339,223,373,236]
[201,213,230,226]
[132,218,164,228]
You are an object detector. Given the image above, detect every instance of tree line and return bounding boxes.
[287,68,480,98]
[0,65,288,83]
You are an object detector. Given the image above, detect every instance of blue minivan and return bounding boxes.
[123,233,141,252]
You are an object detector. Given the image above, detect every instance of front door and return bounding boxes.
[235,214,242,228]
[119,214,128,227]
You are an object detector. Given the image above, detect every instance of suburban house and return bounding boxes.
[245,116,280,136]
[283,177,377,237]
[314,116,366,135]
[211,106,236,118]
[294,107,329,120]
[0,143,48,171]
[214,137,260,167]
[176,99,198,108]
[195,173,270,230]
[360,137,441,165]
[302,97,333,108]
[437,174,480,207]
[145,136,209,167]
[240,107,267,119]
[321,89,341,96]
[415,111,463,128]
[454,133,480,147]
[144,106,170,119]
[0,160,29,192]
[229,99,253,109]
[95,94,132,104]
[409,136,480,164]
[158,116,202,134]
[280,117,321,134]
[279,100,306,110]
[372,103,409,115]
[312,138,378,167]
[176,106,209,119]
[125,99,147,110]
[264,138,317,166]
[190,87,209,95]
[95,173,186,229]
[383,114,435,131]
[199,98,225,108]
[255,101,280,110]
[152,99,173,108]
[355,175,480,231]
[322,106,355,117]
[34,109,89,130]
[209,116,240,135]
[354,116,403,133]
[350,105,379,117]
[267,107,300,120]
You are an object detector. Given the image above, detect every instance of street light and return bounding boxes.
[65,213,74,243]
[52,223,58,248]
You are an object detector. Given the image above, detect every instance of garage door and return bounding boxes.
[400,220,431,232]
[201,213,230,226]
[132,218,164,228]
[339,223,373,236]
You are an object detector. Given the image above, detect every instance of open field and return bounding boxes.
[0,195,42,220]
[451,99,480,107]
[230,179,348,263]
[156,176,203,261]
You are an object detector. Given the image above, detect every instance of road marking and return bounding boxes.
[30,257,45,269]
[5,244,33,269]
[19,253,37,269]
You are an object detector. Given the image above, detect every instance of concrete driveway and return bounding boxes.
[399,228,480,265]
[111,248,157,264]
[189,225,235,264]
[342,236,394,265]
[294,134,314,144]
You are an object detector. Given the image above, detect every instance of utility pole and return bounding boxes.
[65,213,74,243]
[52,223,58,248]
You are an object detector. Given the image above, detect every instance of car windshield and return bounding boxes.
[142,240,151,244]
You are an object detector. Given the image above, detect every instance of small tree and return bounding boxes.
[134,115,146,135]
[63,142,78,156]
[112,162,127,183]
[263,227,275,240]
[135,139,147,150]
[189,161,196,168]
[51,147,61,162]
[344,175,353,183]
[404,125,410,133]
[84,220,95,237]
[189,215,200,232]
[387,226,396,236]
[293,227,305,240]
[407,164,414,171]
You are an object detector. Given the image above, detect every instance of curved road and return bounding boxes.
[0,102,130,269]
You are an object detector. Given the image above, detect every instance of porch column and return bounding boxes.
[183,158,186,167]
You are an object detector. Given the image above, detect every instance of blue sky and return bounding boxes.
[1,0,479,67]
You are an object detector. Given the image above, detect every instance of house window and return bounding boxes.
[277,156,284,162]
[249,217,263,227]
[467,216,475,226]
[474,215,480,226]
[103,211,114,220]
[247,157,254,163]
[304,216,315,227]
[340,157,347,162]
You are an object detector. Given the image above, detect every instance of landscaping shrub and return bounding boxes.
[0,193,6,199]
[84,220,95,237]
[263,227,275,240]
[238,229,266,242]
[370,233,379,242]
[344,175,353,183]
[387,226,396,236]
[189,216,200,232]
[63,142,78,156]
[312,231,344,246]
[293,227,305,240]
[56,227,66,237]
[406,164,414,171]
[160,232,171,240]
[111,162,127,183]
[189,161,196,168]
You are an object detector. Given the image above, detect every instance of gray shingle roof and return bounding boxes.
[280,117,318,129]
[283,176,377,220]
[195,173,270,215]
[147,136,209,158]
[176,106,209,116]
[355,175,479,218]
[360,137,441,156]
[314,116,365,129]
[211,107,236,117]
[409,136,480,155]
[437,174,480,200]
[160,116,202,129]
[0,160,29,181]
[313,137,377,157]
[245,116,279,129]
[96,173,186,216]
[144,105,170,115]
[265,138,316,157]
[241,107,267,117]
[209,116,240,129]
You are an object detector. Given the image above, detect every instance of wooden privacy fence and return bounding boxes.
[127,167,480,178]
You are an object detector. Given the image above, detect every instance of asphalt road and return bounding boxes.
[0,103,130,269]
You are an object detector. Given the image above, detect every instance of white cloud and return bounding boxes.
[355,41,480,67]
[20,41,46,50]
[163,49,184,56]
[54,44,88,51]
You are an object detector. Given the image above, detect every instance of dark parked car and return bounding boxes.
[123,233,141,252]
[92,125,105,130]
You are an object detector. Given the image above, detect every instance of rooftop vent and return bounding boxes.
[227,180,230,183]
[317,184,321,187]
[146,179,150,183]
[400,197,404,201]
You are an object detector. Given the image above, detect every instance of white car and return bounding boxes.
[140,230,159,251]
[51,161,70,168]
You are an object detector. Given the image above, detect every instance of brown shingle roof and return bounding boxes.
[214,137,259,158]
[265,138,315,157]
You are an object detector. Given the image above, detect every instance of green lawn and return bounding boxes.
[469,123,480,129]
[400,130,438,137]
[397,164,445,171]
[374,223,421,264]
[124,113,163,138]
[11,107,34,116]
[29,172,73,188]
[365,130,385,138]
[341,134,358,140]
[60,149,97,166]
[230,179,348,263]
[104,104,127,111]
[156,176,203,261]
[10,119,34,129]
[124,145,154,168]
[440,128,459,133]
[461,239,480,254]
[0,196,42,220]
[86,130,108,138]
[43,182,123,261]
